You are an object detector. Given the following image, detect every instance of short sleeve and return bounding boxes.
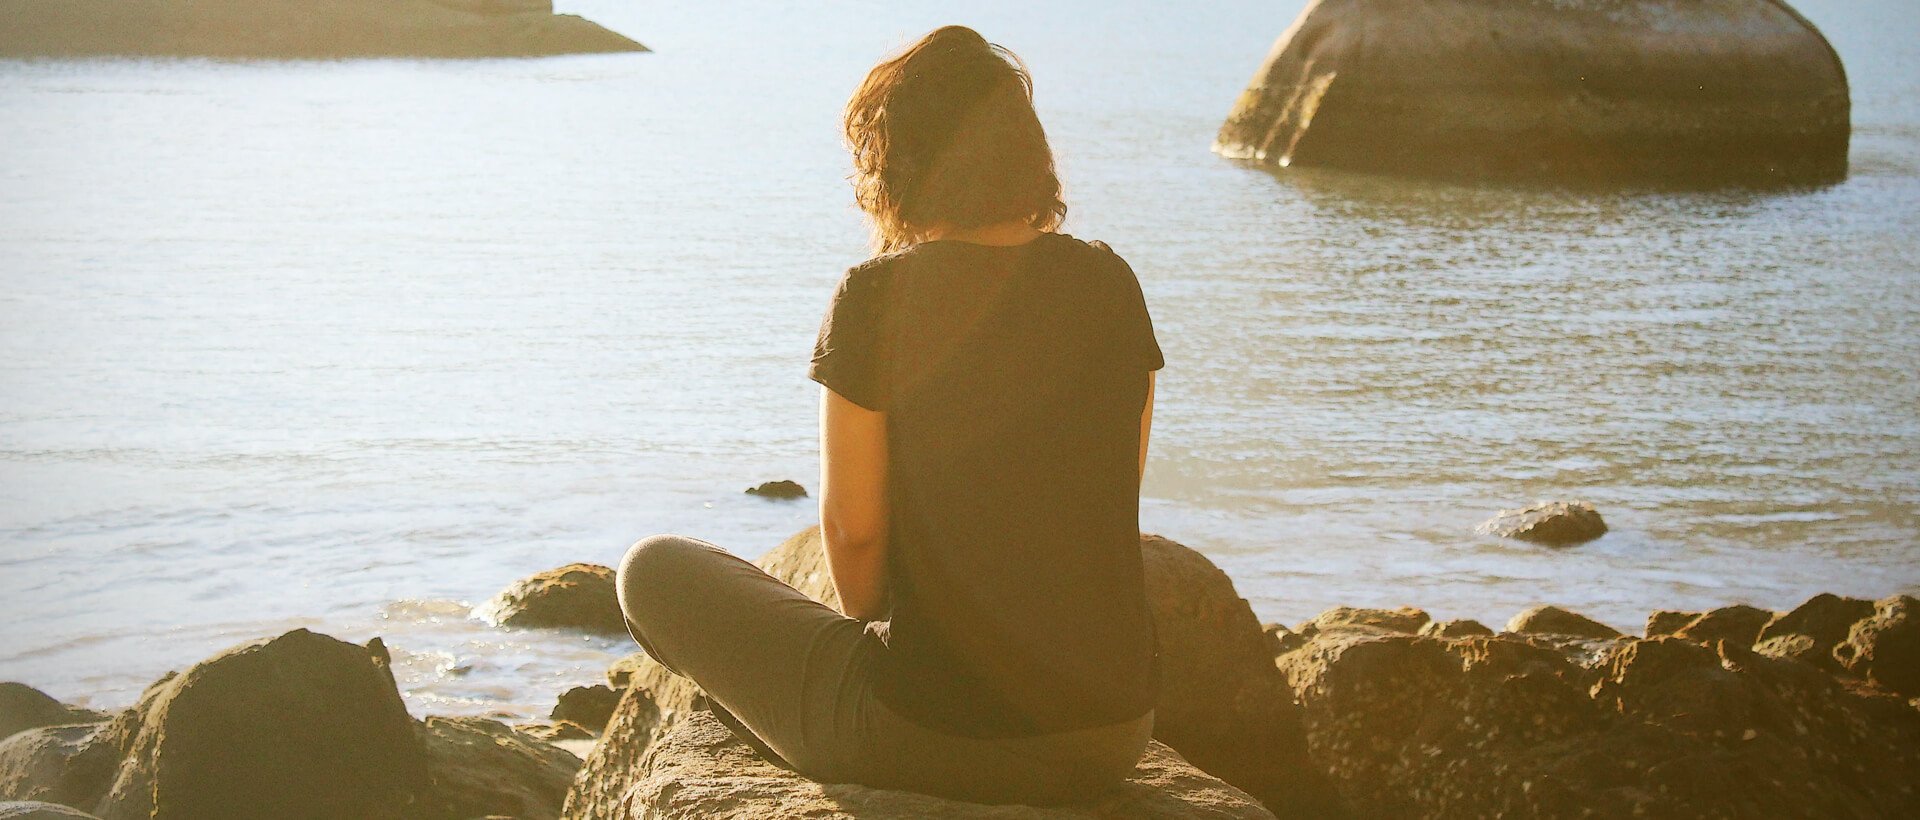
[1094,241,1165,372]
[808,264,891,410]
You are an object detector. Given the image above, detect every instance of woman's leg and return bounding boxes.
[614,533,876,781]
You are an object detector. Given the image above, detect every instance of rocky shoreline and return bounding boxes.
[4,527,1916,818]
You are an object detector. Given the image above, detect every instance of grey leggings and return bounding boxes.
[615,533,1155,806]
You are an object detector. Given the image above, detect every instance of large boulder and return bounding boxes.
[419,716,580,820]
[92,630,437,819]
[738,526,1339,816]
[479,563,627,636]
[1835,595,1920,698]
[0,0,645,59]
[1214,0,1849,186]
[0,724,116,809]
[1276,629,1920,817]
[1472,501,1608,546]
[610,709,1275,820]
[0,686,104,745]
[1756,593,1876,673]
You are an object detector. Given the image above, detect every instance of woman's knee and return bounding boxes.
[616,534,711,622]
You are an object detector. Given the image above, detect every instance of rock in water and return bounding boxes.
[0,0,645,59]
[1506,605,1624,640]
[744,480,808,499]
[1835,595,1920,698]
[479,563,626,635]
[1475,500,1608,545]
[1298,606,1431,636]
[613,709,1277,820]
[1214,0,1849,186]
[418,716,580,820]
[723,526,1339,816]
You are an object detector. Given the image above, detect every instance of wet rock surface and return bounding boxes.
[0,0,646,59]
[744,479,808,499]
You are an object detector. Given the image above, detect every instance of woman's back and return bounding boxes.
[809,230,1164,738]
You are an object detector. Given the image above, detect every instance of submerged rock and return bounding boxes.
[1505,605,1624,640]
[1835,595,1920,698]
[613,709,1276,820]
[1474,500,1608,545]
[1214,0,1849,186]
[0,0,645,59]
[479,563,626,636]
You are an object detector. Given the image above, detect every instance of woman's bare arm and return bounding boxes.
[819,385,891,621]
[1139,371,1155,488]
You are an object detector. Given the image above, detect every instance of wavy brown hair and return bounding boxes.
[844,26,1067,254]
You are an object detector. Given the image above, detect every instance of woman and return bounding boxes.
[616,24,1164,806]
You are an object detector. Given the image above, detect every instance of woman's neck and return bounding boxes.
[921,220,1046,247]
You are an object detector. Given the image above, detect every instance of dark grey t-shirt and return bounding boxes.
[808,231,1163,738]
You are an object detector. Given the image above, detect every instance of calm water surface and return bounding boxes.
[2,0,1917,718]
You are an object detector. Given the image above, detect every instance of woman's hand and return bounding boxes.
[819,385,891,621]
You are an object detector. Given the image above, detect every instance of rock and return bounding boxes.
[1418,619,1494,638]
[478,563,626,635]
[0,686,104,744]
[1214,0,1849,186]
[1646,609,1701,637]
[92,630,436,819]
[1756,593,1876,673]
[1835,595,1920,698]
[1473,500,1608,546]
[0,802,100,819]
[614,709,1276,819]
[744,480,808,499]
[1261,623,1305,656]
[520,720,594,744]
[1298,606,1430,636]
[739,526,1338,815]
[563,655,709,819]
[1753,633,1822,666]
[1506,605,1624,640]
[1671,604,1776,647]
[418,716,580,820]
[552,685,620,733]
[0,0,645,59]
[1277,628,1920,817]
[0,723,116,809]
